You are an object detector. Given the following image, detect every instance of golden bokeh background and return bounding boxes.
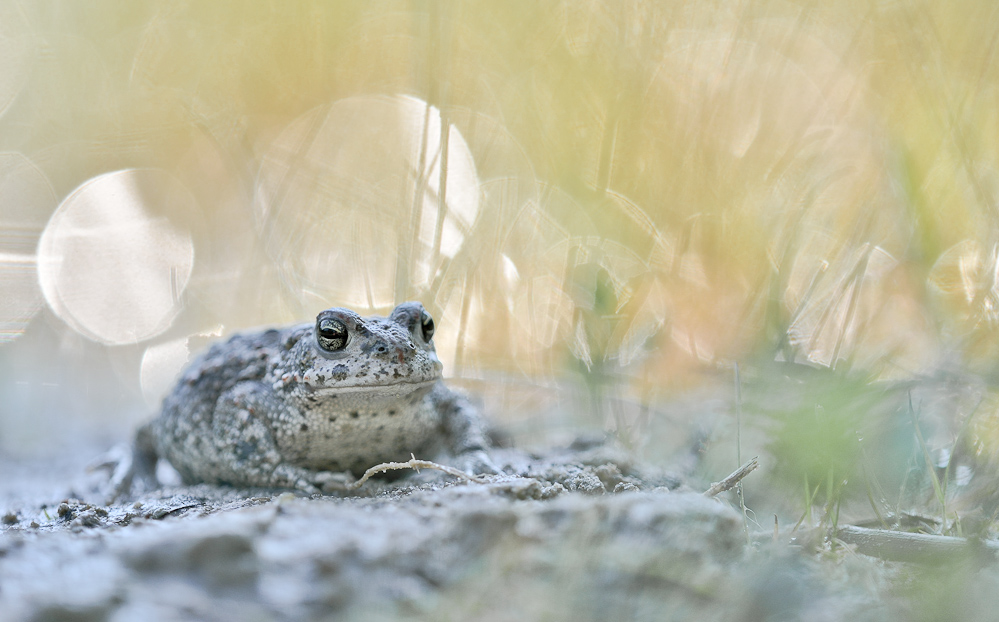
[3,0,999,492]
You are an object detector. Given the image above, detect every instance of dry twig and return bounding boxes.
[836,525,999,564]
[346,455,488,490]
[704,457,759,497]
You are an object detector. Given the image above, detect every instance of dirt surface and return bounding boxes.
[0,441,890,622]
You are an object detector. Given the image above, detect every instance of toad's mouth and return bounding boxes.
[304,378,438,395]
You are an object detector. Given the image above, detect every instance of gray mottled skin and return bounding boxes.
[132,302,492,494]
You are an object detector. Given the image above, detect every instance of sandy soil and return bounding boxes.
[0,440,890,622]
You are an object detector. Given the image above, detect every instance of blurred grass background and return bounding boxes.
[3,0,999,532]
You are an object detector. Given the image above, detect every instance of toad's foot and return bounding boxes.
[89,444,158,504]
[452,449,502,477]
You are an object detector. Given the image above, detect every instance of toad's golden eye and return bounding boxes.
[317,317,348,352]
[420,310,435,342]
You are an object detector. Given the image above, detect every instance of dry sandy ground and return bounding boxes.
[0,439,897,622]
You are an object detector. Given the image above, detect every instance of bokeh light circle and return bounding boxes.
[140,336,191,409]
[37,169,196,345]
[0,4,34,120]
[0,153,57,342]
[254,94,480,310]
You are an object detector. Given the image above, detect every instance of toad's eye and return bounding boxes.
[420,310,435,342]
[317,318,348,352]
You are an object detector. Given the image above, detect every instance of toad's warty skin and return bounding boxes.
[127,302,493,494]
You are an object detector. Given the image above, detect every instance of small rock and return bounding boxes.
[71,509,104,528]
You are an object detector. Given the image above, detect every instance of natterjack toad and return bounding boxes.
[119,302,494,495]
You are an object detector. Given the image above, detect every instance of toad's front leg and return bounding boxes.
[432,383,500,475]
